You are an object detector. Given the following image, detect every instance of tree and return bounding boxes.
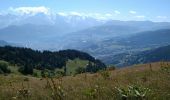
[0,60,11,74]
[86,60,106,73]
[86,62,94,73]
[18,63,33,75]
[75,67,86,74]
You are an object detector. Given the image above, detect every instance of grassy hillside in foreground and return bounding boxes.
[0,62,170,100]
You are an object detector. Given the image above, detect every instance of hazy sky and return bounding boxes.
[0,0,170,21]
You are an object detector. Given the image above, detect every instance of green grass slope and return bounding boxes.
[0,62,170,100]
[66,58,89,75]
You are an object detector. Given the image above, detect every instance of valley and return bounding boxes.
[0,1,170,99]
[1,19,170,67]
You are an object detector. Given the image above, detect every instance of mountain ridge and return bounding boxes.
[109,45,170,67]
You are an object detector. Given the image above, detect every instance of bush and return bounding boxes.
[56,70,65,77]
[0,69,3,74]
[0,60,11,74]
[116,85,150,100]
[99,70,110,80]
[18,64,33,75]
[83,88,97,99]
[107,65,116,71]
[33,72,38,77]
[41,69,58,78]
[160,62,170,74]
[75,67,86,74]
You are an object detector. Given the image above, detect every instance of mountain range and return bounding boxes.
[0,12,170,67]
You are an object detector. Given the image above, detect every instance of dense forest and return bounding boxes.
[0,46,106,74]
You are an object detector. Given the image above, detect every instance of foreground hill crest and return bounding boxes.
[0,46,106,74]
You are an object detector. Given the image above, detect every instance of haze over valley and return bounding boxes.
[0,7,170,66]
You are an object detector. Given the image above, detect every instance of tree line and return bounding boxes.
[0,46,106,74]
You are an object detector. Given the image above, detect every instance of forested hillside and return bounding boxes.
[0,46,106,74]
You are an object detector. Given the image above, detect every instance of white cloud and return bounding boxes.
[92,13,115,20]
[114,10,120,14]
[135,15,145,18]
[58,12,68,16]
[56,12,114,20]
[91,13,105,20]
[105,13,112,17]
[69,12,82,16]
[57,12,84,17]
[129,10,136,14]
[9,6,50,15]
[156,16,167,19]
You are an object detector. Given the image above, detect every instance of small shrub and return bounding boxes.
[82,86,99,99]
[75,67,86,74]
[12,82,31,99]
[51,85,65,100]
[160,63,170,74]
[17,88,31,98]
[0,60,11,74]
[45,77,66,100]
[99,70,111,80]
[107,65,116,71]
[116,85,150,100]
[56,70,65,77]
[41,70,46,78]
[41,69,54,78]
[33,72,38,77]
[0,69,3,74]
[23,77,29,81]
[18,64,33,75]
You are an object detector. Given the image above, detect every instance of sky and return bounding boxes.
[0,0,170,22]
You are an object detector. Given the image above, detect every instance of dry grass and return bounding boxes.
[0,62,170,100]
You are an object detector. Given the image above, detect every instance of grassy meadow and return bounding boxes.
[0,62,170,100]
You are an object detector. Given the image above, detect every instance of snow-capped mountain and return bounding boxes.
[0,10,106,31]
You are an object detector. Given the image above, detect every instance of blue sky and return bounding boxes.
[1,0,170,22]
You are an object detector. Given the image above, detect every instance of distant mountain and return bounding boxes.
[0,24,62,42]
[118,29,170,47]
[1,14,170,49]
[46,21,170,51]
[105,20,170,31]
[56,20,170,42]
[0,13,105,49]
[0,14,18,29]
[59,29,170,63]
[1,13,170,64]
[100,29,170,65]
[0,40,19,47]
[0,40,10,46]
[0,13,104,30]
[109,45,170,67]
[47,24,140,50]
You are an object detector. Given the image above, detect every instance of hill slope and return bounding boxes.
[0,40,9,46]
[0,46,106,73]
[0,62,170,99]
[109,45,170,67]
